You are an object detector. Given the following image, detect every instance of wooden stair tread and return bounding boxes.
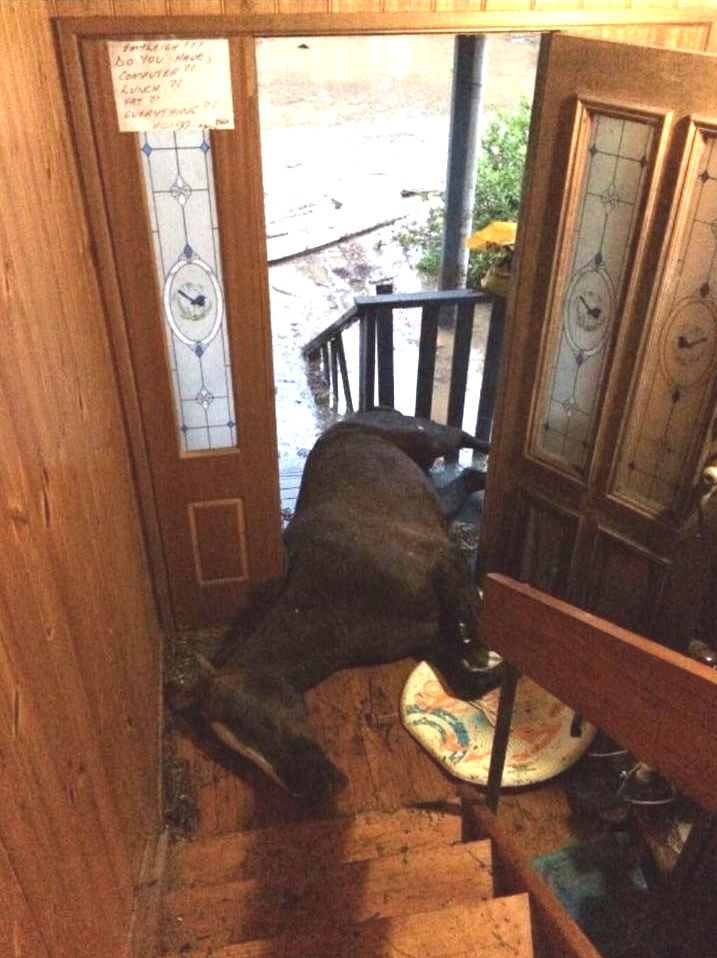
[161,839,494,953]
[168,805,462,889]
[160,892,533,958]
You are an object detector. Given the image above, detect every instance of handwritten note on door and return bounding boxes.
[108,38,234,132]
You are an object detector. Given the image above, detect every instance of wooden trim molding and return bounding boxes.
[127,829,169,958]
[55,23,174,631]
[53,8,717,42]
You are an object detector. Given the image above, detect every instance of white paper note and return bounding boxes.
[108,38,234,132]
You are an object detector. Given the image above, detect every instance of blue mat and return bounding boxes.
[533,831,651,958]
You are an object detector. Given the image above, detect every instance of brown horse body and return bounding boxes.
[171,410,500,800]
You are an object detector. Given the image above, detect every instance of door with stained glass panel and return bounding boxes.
[480,33,717,650]
[81,37,283,629]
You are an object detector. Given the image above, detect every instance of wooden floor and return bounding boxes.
[171,657,579,853]
[160,659,590,957]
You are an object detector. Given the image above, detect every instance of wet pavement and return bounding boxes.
[256,34,539,474]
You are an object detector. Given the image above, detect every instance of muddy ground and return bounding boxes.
[256,33,540,472]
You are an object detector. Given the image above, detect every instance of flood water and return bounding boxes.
[256,34,539,475]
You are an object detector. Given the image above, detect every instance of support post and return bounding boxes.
[439,35,486,292]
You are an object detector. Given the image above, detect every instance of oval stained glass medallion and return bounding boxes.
[163,253,225,348]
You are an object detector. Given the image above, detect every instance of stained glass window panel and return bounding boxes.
[532,108,657,477]
[613,128,717,514]
[138,130,237,453]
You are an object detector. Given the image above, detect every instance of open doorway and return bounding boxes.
[255,34,539,509]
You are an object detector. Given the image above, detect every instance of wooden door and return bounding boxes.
[480,34,717,651]
[80,37,283,630]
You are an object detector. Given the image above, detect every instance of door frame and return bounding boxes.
[55,7,717,631]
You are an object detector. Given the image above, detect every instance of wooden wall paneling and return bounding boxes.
[0,3,162,956]
[0,334,156,930]
[0,838,49,958]
[707,20,717,50]
[631,0,683,6]
[579,0,631,8]
[375,0,420,10]
[277,0,330,12]
[166,0,225,14]
[0,501,130,952]
[575,22,713,48]
[54,19,174,634]
[479,1,535,12]
[339,0,392,12]
[433,0,474,10]
[532,0,580,9]
[110,0,170,14]
[2,0,161,851]
[54,0,113,14]
[223,1,279,14]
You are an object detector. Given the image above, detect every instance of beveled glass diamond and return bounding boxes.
[196,386,214,409]
[170,174,192,206]
[601,182,620,212]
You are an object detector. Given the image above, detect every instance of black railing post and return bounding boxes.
[375,281,394,409]
[334,333,353,412]
[358,311,376,411]
[445,298,476,462]
[307,289,496,436]
[320,344,330,390]
[475,295,506,444]
[415,303,440,420]
[329,339,340,407]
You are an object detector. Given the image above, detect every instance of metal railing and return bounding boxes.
[302,285,507,457]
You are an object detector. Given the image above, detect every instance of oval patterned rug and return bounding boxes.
[401,661,596,786]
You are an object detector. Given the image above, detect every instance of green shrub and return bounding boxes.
[396,97,531,288]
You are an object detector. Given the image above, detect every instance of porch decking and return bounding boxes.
[279,467,304,515]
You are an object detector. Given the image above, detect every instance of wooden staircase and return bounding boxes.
[152,575,717,958]
[158,807,534,958]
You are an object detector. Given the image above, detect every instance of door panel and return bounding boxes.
[587,530,670,636]
[512,493,578,599]
[612,120,717,517]
[481,34,717,649]
[81,37,283,629]
[528,100,669,479]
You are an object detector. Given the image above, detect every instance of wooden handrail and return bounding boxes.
[461,788,603,958]
[480,574,717,814]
